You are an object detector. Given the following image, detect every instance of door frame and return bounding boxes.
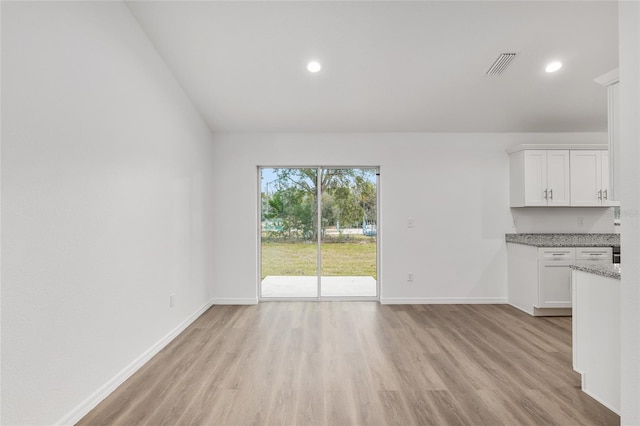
[257,166,381,302]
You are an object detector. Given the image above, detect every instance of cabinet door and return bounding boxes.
[523,150,548,206]
[546,150,570,206]
[570,150,602,206]
[609,83,620,202]
[601,151,614,206]
[538,260,573,308]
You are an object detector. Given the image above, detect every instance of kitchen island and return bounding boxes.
[572,261,621,279]
[571,263,620,415]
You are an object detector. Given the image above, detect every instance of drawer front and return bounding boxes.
[538,248,575,260]
[575,247,612,260]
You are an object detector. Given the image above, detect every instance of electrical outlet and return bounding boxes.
[407,273,414,282]
[170,293,175,308]
[578,217,584,227]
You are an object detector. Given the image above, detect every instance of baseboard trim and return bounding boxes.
[57,299,214,426]
[211,298,258,305]
[507,302,535,316]
[380,297,508,305]
[533,306,572,317]
[582,387,620,416]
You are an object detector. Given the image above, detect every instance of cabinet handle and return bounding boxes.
[549,189,553,200]
[544,189,548,200]
[604,189,608,200]
[598,190,602,200]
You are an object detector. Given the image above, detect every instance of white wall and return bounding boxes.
[0,1,4,421]
[1,2,215,424]
[618,2,640,424]
[211,132,605,304]
[512,207,615,233]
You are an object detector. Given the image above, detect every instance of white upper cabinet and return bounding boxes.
[509,145,615,208]
[570,150,614,206]
[545,150,571,206]
[510,149,570,207]
[595,69,619,203]
[521,150,547,206]
[570,151,602,206]
[607,83,619,202]
[602,150,611,204]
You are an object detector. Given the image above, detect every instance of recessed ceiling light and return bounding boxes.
[545,61,562,73]
[307,61,322,73]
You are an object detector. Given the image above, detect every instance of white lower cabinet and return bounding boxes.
[507,244,612,316]
[536,248,574,309]
[538,258,573,308]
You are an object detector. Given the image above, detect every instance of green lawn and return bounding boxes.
[261,239,377,279]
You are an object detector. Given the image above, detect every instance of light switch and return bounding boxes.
[407,218,415,228]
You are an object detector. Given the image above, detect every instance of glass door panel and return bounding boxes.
[260,168,318,298]
[320,168,377,297]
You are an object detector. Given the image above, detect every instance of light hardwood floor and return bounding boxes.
[78,303,619,425]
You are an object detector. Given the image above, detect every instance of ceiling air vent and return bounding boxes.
[486,52,518,76]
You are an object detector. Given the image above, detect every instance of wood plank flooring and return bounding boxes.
[78,303,619,425]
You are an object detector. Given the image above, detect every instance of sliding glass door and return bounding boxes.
[320,168,377,297]
[259,167,378,300]
[260,168,318,298]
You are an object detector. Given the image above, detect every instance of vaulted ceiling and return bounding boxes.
[126,1,618,133]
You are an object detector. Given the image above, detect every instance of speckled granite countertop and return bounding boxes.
[571,262,621,280]
[506,233,620,247]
